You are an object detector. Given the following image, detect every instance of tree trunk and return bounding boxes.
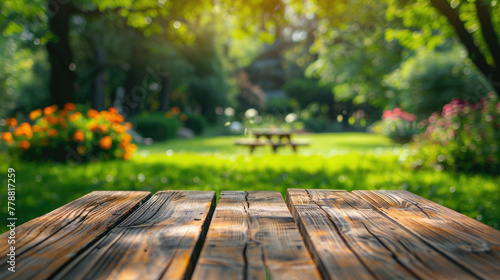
[159,75,171,111]
[46,2,76,107]
[429,0,500,93]
[91,38,106,111]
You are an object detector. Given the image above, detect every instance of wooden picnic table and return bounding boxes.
[1,189,500,280]
[235,129,309,153]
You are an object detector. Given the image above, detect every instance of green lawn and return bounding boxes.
[1,132,499,233]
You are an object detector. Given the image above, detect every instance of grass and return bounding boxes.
[1,132,499,233]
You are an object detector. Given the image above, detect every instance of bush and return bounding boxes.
[384,47,493,117]
[370,108,418,143]
[263,97,296,115]
[184,114,207,135]
[1,104,136,162]
[283,78,333,109]
[402,93,500,175]
[128,112,180,141]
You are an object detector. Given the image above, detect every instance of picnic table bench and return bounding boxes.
[2,189,500,280]
[235,129,309,154]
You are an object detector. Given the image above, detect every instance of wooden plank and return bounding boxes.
[290,189,478,280]
[354,190,500,279]
[54,190,215,280]
[0,191,150,280]
[192,191,321,280]
[288,189,419,280]
[373,190,500,249]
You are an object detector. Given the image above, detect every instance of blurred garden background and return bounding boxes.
[1,0,499,232]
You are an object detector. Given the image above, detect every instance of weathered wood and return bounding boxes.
[0,191,150,280]
[288,189,479,280]
[354,190,500,279]
[192,191,321,280]
[369,190,500,249]
[288,189,414,279]
[54,190,215,280]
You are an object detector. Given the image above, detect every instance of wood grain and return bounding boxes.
[0,191,150,280]
[192,191,321,280]
[53,190,215,280]
[288,189,414,280]
[354,190,500,279]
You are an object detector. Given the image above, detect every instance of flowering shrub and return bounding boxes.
[1,104,136,162]
[371,108,418,143]
[402,92,500,175]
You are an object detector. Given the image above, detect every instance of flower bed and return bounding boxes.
[402,93,500,175]
[1,104,136,162]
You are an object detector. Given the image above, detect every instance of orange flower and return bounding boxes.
[180,114,188,122]
[44,115,58,125]
[69,112,82,122]
[13,123,33,139]
[108,107,118,114]
[58,110,69,117]
[87,109,100,119]
[73,129,85,142]
[21,122,30,127]
[18,140,30,150]
[58,116,67,125]
[48,128,58,137]
[29,109,42,120]
[99,136,112,150]
[124,122,132,129]
[119,134,132,148]
[123,134,132,142]
[99,124,108,133]
[101,111,112,122]
[64,103,76,111]
[32,125,41,133]
[123,152,132,160]
[126,143,137,153]
[1,132,14,145]
[88,122,99,131]
[77,146,87,155]
[6,118,17,127]
[171,107,180,115]
[112,124,126,134]
[115,114,124,123]
[43,105,58,115]
[165,112,172,119]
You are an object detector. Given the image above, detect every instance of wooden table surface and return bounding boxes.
[1,189,499,280]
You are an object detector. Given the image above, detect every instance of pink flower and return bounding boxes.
[393,108,402,115]
[401,111,417,122]
[382,110,393,119]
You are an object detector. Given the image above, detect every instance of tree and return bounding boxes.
[385,0,500,93]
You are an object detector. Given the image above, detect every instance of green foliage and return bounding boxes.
[263,98,296,115]
[402,93,500,175]
[302,118,329,133]
[371,108,419,143]
[384,0,499,66]
[283,78,333,109]
[128,113,180,141]
[306,1,404,108]
[184,114,207,135]
[384,47,493,117]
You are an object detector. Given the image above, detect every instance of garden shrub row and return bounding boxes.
[1,104,136,162]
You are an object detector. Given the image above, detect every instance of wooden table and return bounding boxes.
[235,129,309,153]
[1,189,500,280]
